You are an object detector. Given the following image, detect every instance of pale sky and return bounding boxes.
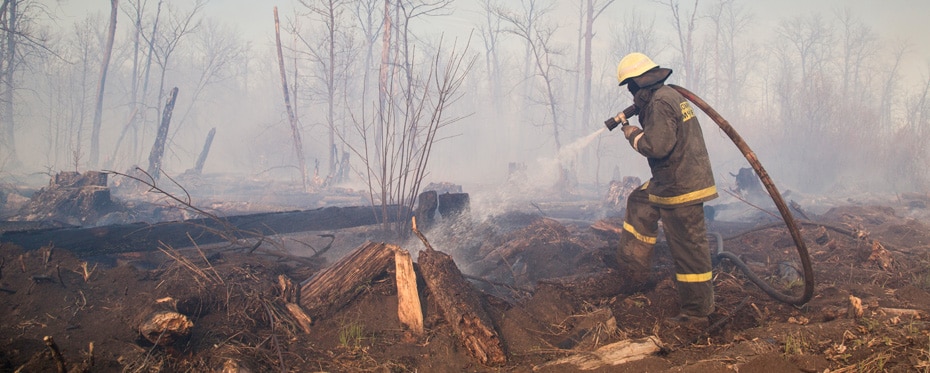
[55,0,930,76]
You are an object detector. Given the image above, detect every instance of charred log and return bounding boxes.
[2,205,410,257]
[418,248,506,366]
[298,241,397,320]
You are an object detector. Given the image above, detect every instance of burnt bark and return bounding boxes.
[191,127,215,174]
[437,192,469,220]
[2,205,411,257]
[414,190,437,230]
[418,248,506,366]
[273,6,308,190]
[147,87,178,181]
[298,241,397,319]
[90,0,118,167]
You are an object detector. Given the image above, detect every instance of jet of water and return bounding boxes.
[557,127,607,164]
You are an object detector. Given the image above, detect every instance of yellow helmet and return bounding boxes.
[616,52,658,86]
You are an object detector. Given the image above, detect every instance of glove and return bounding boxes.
[622,125,641,140]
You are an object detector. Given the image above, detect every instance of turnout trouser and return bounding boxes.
[617,186,715,317]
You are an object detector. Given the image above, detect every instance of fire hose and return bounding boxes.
[605,84,814,306]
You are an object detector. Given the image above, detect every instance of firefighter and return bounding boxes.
[613,52,718,325]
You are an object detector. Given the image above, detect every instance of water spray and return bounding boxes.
[604,85,814,306]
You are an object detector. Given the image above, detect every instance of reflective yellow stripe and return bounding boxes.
[677,271,713,282]
[623,221,656,244]
[640,181,650,190]
[649,185,717,205]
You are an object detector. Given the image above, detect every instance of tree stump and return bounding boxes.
[415,190,438,231]
[418,248,506,366]
[299,241,397,319]
[438,193,469,220]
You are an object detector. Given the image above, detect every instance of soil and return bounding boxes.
[3,187,930,372]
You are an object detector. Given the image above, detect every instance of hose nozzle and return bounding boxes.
[604,105,639,131]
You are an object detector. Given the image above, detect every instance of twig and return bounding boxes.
[31,275,55,284]
[0,257,4,279]
[263,302,287,373]
[312,234,335,258]
[722,189,779,219]
[247,238,263,254]
[43,336,67,373]
[530,202,546,216]
[411,217,434,252]
[188,233,224,285]
[685,296,752,346]
[789,200,810,220]
[158,242,215,285]
[80,262,97,282]
[56,264,65,288]
[19,254,25,273]
[42,245,53,266]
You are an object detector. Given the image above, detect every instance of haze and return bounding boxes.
[2,0,929,206]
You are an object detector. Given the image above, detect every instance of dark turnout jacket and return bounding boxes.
[626,84,717,208]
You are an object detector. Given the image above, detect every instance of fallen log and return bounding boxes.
[1,205,410,257]
[414,218,506,366]
[536,336,664,371]
[298,241,397,319]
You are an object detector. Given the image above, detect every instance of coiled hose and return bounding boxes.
[671,85,815,306]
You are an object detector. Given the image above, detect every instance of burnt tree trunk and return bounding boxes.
[191,127,215,174]
[299,241,397,319]
[147,86,178,181]
[90,0,118,167]
[418,248,506,366]
[414,190,437,230]
[273,6,308,190]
